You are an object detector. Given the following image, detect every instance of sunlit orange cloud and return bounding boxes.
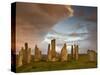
[12,3,74,53]
[65,5,74,17]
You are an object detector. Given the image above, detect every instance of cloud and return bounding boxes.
[73,6,97,22]
[86,11,97,22]
[42,15,97,53]
[15,2,73,51]
[13,3,97,54]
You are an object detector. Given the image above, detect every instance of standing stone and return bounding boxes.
[22,42,32,64]
[23,42,28,65]
[17,47,24,67]
[73,44,76,58]
[71,44,76,60]
[27,48,31,63]
[34,45,41,61]
[71,44,79,60]
[51,39,56,58]
[51,39,57,61]
[71,45,74,59]
[47,44,52,61]
[60,43,68,61]
[75,45,79,60]
[87,50,96,62]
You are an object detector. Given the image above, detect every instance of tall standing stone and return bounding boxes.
[72,44,76,60]
[71,45,74,59]
[27,48,31,63]
[47,44,52,61]
[51,39,57,61]
[60,43,68,61]
[34,45,41,61]
[75,45,79,60]
[23,42,28,65]
[51,39,56,58]
[22,42,32,64]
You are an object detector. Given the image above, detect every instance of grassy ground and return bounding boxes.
[16,54,97,73]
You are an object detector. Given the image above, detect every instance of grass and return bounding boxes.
[16,54,97,73]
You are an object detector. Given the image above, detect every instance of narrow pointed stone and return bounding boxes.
[60,43,68,61]
[34,45,41,61]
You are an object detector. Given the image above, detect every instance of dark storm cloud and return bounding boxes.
[16,2,73,50]
[16,2,72,25]
[86,11,97,22]
[73,6,97,22]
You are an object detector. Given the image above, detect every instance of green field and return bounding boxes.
[16,54,97,73]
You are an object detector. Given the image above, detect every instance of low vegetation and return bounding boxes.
[16,54,97,73]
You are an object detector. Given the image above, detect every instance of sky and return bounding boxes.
[15,2,97,54]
